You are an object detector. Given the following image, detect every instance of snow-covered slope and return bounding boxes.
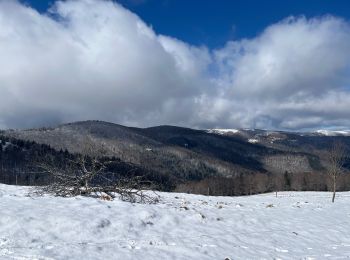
[207,128,350,137]
[1,185,350,259]
[207,129,240,135]
[314,129,350,136]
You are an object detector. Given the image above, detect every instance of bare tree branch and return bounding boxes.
[35,136,159,204]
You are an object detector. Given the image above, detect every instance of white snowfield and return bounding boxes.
[1,185,350,260]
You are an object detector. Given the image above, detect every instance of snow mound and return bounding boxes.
[0,184,350,259]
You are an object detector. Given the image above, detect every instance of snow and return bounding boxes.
[1,141,12,151]
[315,130,350,136]
[207,128,350,137]
[248,138,259,144]
[1,185,350,259]
[207,129,239,135]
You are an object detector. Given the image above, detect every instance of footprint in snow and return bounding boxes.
[0,238,9,246]
[0,239,12,257]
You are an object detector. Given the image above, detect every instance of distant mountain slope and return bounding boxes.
[0,133,166,188]
[5,121,349,184]
[4,122,264,181]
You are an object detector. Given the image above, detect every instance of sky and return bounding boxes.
[0,0,350,130]
[24,0,350,48]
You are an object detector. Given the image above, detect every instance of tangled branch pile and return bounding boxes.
[36,144,159,204]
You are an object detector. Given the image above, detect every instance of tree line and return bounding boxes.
[175,171,350,196]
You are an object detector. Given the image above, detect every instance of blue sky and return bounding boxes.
[25,0,350,48]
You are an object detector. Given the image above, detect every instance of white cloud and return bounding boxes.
[0,0,209,128]
[0,0,350,130]
[202,16,350,130]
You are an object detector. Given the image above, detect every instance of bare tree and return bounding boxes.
[272,173,284,198]
[328,142,346,203]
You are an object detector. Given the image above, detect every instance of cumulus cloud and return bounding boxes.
[198,16,350,130]
[0,0,349,130]
[0,0,210,128]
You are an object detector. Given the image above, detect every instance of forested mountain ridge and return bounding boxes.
[2,120,350,195]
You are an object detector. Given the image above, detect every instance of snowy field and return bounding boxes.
[0,184,350,260]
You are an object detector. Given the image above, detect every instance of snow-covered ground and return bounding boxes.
[1,185,350,260]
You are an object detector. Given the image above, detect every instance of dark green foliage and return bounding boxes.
[284,171,291,190]
[307,155,325,171]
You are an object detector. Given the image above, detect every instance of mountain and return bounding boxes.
[3,122,268,182]
[3,121,350,179]
[312,130,350,136]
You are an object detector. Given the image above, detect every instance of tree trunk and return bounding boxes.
[332,176,336,203]
[85,179,89,193]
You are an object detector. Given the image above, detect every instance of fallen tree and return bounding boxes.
[36,138,159,204]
